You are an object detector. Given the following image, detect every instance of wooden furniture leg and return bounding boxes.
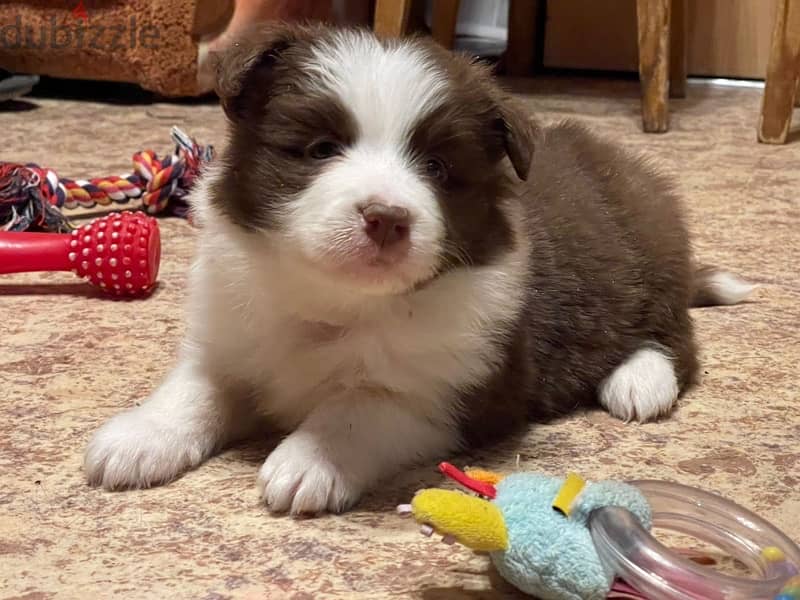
[505,0,540,76]
[759,0,800,144]
[374,0,413,38]
[636,0,671,133]
[431,0,461,49]
[669,0,687,98]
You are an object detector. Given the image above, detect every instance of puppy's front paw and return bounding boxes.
[84,409,208,490]
[258,432,363,515]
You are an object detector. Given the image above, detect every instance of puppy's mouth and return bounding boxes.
[309,236,440,294]
[331,246,415,279]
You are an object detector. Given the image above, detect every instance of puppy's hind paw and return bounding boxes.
[598,347,679,422]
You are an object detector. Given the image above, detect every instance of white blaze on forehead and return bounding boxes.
[304,31,447,146]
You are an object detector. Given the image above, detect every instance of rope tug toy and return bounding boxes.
[0,126,214,233]
[399,463,800,600]
[0,127,212,297]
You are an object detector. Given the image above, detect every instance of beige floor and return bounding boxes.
[1,78,799,599]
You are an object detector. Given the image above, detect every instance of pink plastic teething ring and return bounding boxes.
[590,480,800,600]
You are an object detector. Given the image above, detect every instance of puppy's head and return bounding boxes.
[212,24,535,295]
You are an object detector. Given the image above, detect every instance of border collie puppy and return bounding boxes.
[84,24,752,514]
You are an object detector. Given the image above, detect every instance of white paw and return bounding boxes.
[258,432,363,515]
[598,347,679,422]
[84,409,208,490]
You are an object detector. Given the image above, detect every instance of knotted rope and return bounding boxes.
[0,127,214,232]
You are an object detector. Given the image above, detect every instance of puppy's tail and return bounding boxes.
[690,265,756,307]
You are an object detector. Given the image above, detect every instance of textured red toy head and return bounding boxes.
[68,212,160,296]
[0,211,161,298]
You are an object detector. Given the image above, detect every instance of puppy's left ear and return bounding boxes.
[493,96,537,181]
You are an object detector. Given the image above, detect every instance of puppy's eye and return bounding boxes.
[307,140,342,160]
[425,157,448,183]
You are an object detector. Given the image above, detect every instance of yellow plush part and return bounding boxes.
[463,468,505,485]
[411,489,508,552]
[551,472,587,516]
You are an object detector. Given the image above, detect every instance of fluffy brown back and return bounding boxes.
[459,121,705,444]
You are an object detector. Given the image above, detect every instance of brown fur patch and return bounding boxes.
[406,90,514,269]
[210,23,358,230]
[459,121,699,445]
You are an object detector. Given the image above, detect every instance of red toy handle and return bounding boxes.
[0,232,71,274]
[0,211,160,297]
[438,462,497,499]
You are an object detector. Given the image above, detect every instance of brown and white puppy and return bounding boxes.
[84,24,753,514]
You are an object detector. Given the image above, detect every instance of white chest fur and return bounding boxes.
[185,210,529,431]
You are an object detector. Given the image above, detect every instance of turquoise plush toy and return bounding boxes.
[399,463,800,600]
[492,473,651,599]
[397,463,651,600]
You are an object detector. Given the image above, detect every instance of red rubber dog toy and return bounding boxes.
[0,212,160,297]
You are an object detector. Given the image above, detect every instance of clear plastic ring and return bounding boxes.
[590,480,800,600]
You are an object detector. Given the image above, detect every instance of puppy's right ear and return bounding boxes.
[211,23,308,122]
[492,95,537,181]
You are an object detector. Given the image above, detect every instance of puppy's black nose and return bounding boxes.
[360,203,410,248]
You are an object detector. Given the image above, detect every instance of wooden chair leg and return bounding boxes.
[669,0,688,98]
[505,0,540,76]
[636,0,671,133]
[431,0,461,49]
[374,0,413,39]
[759,0,800,143]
